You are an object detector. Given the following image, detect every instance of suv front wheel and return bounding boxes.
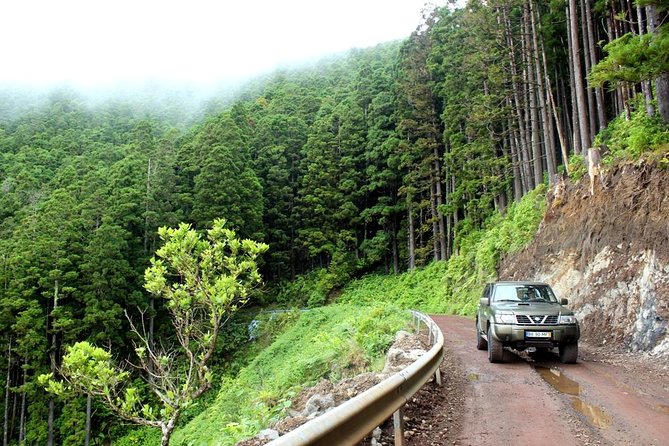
[476,318,487,350]
[559,342,578,364]
[487,326,507,363]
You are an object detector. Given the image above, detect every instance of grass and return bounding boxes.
[165,303,408,446]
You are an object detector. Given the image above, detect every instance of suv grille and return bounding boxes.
[516,315,558,325]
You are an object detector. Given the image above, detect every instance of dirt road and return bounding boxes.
[425,315,669,446]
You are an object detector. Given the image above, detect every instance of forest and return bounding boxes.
[1,0,668,444]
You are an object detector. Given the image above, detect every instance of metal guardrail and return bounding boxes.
[267,310,444,446]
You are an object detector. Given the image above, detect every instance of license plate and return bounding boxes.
[525,331,552,338]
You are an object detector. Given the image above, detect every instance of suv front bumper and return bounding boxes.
[491,323,580,347]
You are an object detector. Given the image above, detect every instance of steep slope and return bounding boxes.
[500,159,669,356]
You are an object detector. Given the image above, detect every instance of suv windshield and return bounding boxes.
[492,284,557,303]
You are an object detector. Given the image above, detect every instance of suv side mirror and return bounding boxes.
[561,298,569,305]
[480,297,490,307]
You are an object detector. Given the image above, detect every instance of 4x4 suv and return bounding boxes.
[476,281,580,363]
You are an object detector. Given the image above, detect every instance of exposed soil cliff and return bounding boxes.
[500,159,669,356]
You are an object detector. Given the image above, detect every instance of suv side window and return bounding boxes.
[483,284,491,299]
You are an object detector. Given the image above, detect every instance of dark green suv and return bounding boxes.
[476,281,580,363]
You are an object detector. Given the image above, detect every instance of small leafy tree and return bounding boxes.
[40,219,268,446]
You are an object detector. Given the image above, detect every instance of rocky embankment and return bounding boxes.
[500,160,669,357]
[238,330,430,445]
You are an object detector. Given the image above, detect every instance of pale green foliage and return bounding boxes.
[60,342,129,390]
[145,219,267,320]
[41,219,268,445]
[38,341,141,419]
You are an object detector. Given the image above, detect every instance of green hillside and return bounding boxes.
[112,304,408,446]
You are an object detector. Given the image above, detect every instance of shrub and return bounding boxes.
[568,154,587,182]
[594,95,669,161]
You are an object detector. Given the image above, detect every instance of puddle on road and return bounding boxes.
[535,367,579,395]
[655,404,669,415]
[571,398,612,428]
[535,366,612,428]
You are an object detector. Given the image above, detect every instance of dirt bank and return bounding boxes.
[500,160,669,356]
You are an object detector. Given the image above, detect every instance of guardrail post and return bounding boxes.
[393,407,405,446]
[431,322,442,385]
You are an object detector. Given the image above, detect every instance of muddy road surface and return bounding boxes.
[430,315,669,446]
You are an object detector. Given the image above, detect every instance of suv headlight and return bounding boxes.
[559,314,577,324]
[494,312,515,324]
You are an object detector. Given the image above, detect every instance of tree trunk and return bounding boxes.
[18,363,25,444]
[3,339,11,446]
[646,5,669,123]
[635,5,655,117]
[520,11,537,190]
[392,221,399,274]
[429,173,439,262]
[580,0,597,138]
[531,0,556,183]
[407,199,415,271]
[9,365,16,443]
[451,175,458,255]
[432,156,447,261]
[569,0,591,152]
[503,7,533,192]
[556,61,575,154]
[47,280,59,446]
[524,2,543,187]
[622,0,633,34]
[608,7,625,117]
[161,425,170,446]
[507,114,523,201]
[656,73,669,124]
[585,0,607,131]
[548,85,570,173]
[160,416,178,446]
[85,395,92,446]
[443,159,453,258]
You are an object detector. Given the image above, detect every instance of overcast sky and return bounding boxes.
[0,0,451,88]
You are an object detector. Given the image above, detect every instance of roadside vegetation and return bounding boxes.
[166,304,406,446]
[338,186,546,316]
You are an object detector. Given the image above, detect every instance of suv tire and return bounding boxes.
[487,326,507,363]
[476,318,487,350]
[559,342,578,364]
